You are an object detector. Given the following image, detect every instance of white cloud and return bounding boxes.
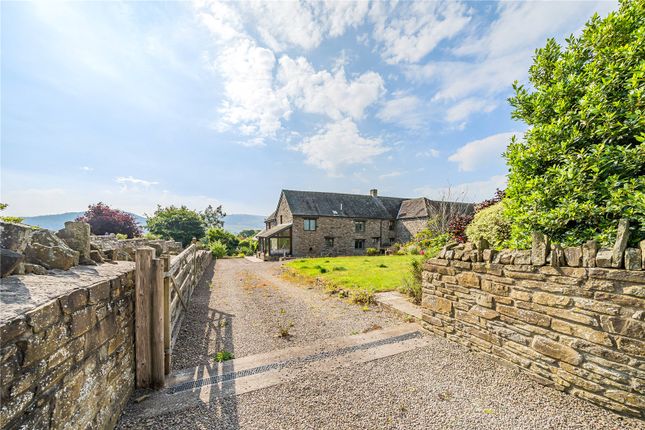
[448,132,517,172]
[80,166,93,172]
[376,94,424,129]
[446,98,497,123]
[277,56,385,121]
[215,38,291,137]
[403,0,617,123]
[379,171,402,180]
[115,176,159,187]
[416,175,507,203]
[370,1,471,64]
[238,137,266,148]
[197,3,385,141]
[416,149,440,158]
[197,0,369,53]
[296,119,389,174]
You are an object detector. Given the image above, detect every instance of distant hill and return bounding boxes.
[222,214,265,234]
[20,212,264,234]
[21,212,147,231]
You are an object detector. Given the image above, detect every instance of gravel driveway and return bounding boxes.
[118,258,643,430]
[171,258,399,370]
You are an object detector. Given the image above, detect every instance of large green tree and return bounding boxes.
[146,205,205,247]
[504,0,645,247]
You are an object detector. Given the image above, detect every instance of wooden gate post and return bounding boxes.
[162,255,171,375]
[151,256,165,388]
[135,247,154,388]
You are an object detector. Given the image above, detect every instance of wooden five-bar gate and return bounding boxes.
[134,239,212,388]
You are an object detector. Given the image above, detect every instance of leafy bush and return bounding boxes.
[238,229,260,238]
[399,277,422,305]
[76,202,142,238]
[464,202,511,249]
[399,258,423,305]
[504,1,645,247]
[143,232,162,240]
[115,233,128,240]
[236,246,253,256]
[206,227,239,255]
[366,247,379,256]
[146,205,205,246]
[237,237,257,253]
[413,231,450,258]
[209,240,228,259]
[447,214,472,243]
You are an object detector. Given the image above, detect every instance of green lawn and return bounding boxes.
[285,255,418,292]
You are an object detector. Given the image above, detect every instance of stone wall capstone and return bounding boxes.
[421,237,645,418]
[0,262,136,429]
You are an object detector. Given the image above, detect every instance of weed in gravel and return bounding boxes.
[350,289,374,305]
[438,390,453,401]
[483,408,494,415]
[276,321,294,338]
[279,308,286,315]
[214,351,234,362]
[218,319,228,328]
[362,305,370,312]
[338,289,349,298]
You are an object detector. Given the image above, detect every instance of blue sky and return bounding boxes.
[1,0,618,217]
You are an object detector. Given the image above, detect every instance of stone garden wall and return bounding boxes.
[1,263,136,429]
[421,234,645,418]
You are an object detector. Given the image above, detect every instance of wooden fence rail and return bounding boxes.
[134,240,212,388]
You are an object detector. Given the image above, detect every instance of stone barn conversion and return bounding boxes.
[257,189,473,259]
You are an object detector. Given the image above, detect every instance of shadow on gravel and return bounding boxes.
[175,260,241,429]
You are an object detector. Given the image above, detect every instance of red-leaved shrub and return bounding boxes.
[76,202,142,238]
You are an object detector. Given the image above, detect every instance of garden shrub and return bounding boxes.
[464,202,511,249]
[146,205,205,246]
[76,202,142,238]
[206,227,239,255]
[504,0,645,247]
[209,240,227,259]
[399,258,423,305]
[115,233,128,240]
[366,247,379,256]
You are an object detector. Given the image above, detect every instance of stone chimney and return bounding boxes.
[370,189,378,197]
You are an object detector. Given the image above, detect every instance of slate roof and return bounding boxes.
[277,190,474,220]
[397,197,431,219]
[265,210,277,222]
[281,190,407,219]
[397,197,475,219]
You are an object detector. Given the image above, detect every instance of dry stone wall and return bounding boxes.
[1,263,136,429]
[422,241,645,418]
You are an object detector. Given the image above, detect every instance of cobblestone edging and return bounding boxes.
[422,255,644,418]
[1,263,136,429]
